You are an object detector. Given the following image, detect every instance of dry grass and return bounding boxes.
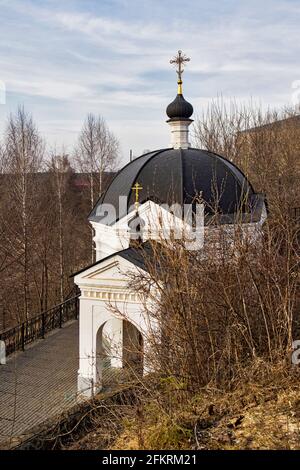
[110,367,300,450]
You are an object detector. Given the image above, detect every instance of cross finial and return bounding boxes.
[170,50,190,94]
[132,182,143,210]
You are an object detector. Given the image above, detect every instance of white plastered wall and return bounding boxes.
[74,255,158,397]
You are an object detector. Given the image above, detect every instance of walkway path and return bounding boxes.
[0,321,79,449]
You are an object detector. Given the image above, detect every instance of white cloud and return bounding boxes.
[8,78,90,101]
[0,0,299,164]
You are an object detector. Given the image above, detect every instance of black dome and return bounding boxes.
[166,94,193,120]
[89,148,260,226]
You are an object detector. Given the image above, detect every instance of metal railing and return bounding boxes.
[0,293,80,357]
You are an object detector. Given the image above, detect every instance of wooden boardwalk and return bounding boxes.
[0,321,79,449]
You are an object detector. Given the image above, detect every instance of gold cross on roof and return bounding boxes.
[170,50,190,82]
[132,182,143,210]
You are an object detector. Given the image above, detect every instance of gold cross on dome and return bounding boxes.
[132,182,143,210]
[170,50,190,82]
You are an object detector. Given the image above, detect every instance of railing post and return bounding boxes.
[41,313,45,339]
[75,296,79,320]
[0,340,6,365]
[59,304,62,328]
[65,300,69,321]
[21,323,25,352]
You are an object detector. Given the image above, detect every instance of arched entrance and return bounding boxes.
[95,318,144,390]
[122,320,144,378]
[95,322,110,389]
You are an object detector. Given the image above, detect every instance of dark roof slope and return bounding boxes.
[89,147,255,226]
[71,242,153,277]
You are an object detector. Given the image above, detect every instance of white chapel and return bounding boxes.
[74,51,267,397]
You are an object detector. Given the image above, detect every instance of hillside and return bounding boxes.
[65,369,300,450]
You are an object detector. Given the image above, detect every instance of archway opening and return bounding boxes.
[95,318,144,391]
[122,320,144,379]
[95,322,110,389]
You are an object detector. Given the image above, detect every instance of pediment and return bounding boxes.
[74,254,141,288]
[113,200,186,234]
[82,260,120,280]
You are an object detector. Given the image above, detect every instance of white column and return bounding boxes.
[167,119,193,149]
[106,317,123,368]
[77,298,95,397]
[91,222,127,261]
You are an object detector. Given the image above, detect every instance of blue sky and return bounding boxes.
[0,0,299,164]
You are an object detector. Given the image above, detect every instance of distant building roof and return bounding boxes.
[241,115,300,134]
[72,172,116,189]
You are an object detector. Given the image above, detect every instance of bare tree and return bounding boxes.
[2,106,44,320]
[75,113,119,206]
[75,114,119,261]
[193,99,300,216]
[48,152,72,303]
[96,116,119,196]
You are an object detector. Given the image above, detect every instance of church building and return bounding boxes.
[74,51,267,397]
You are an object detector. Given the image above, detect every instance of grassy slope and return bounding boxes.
[69,373,300,450]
